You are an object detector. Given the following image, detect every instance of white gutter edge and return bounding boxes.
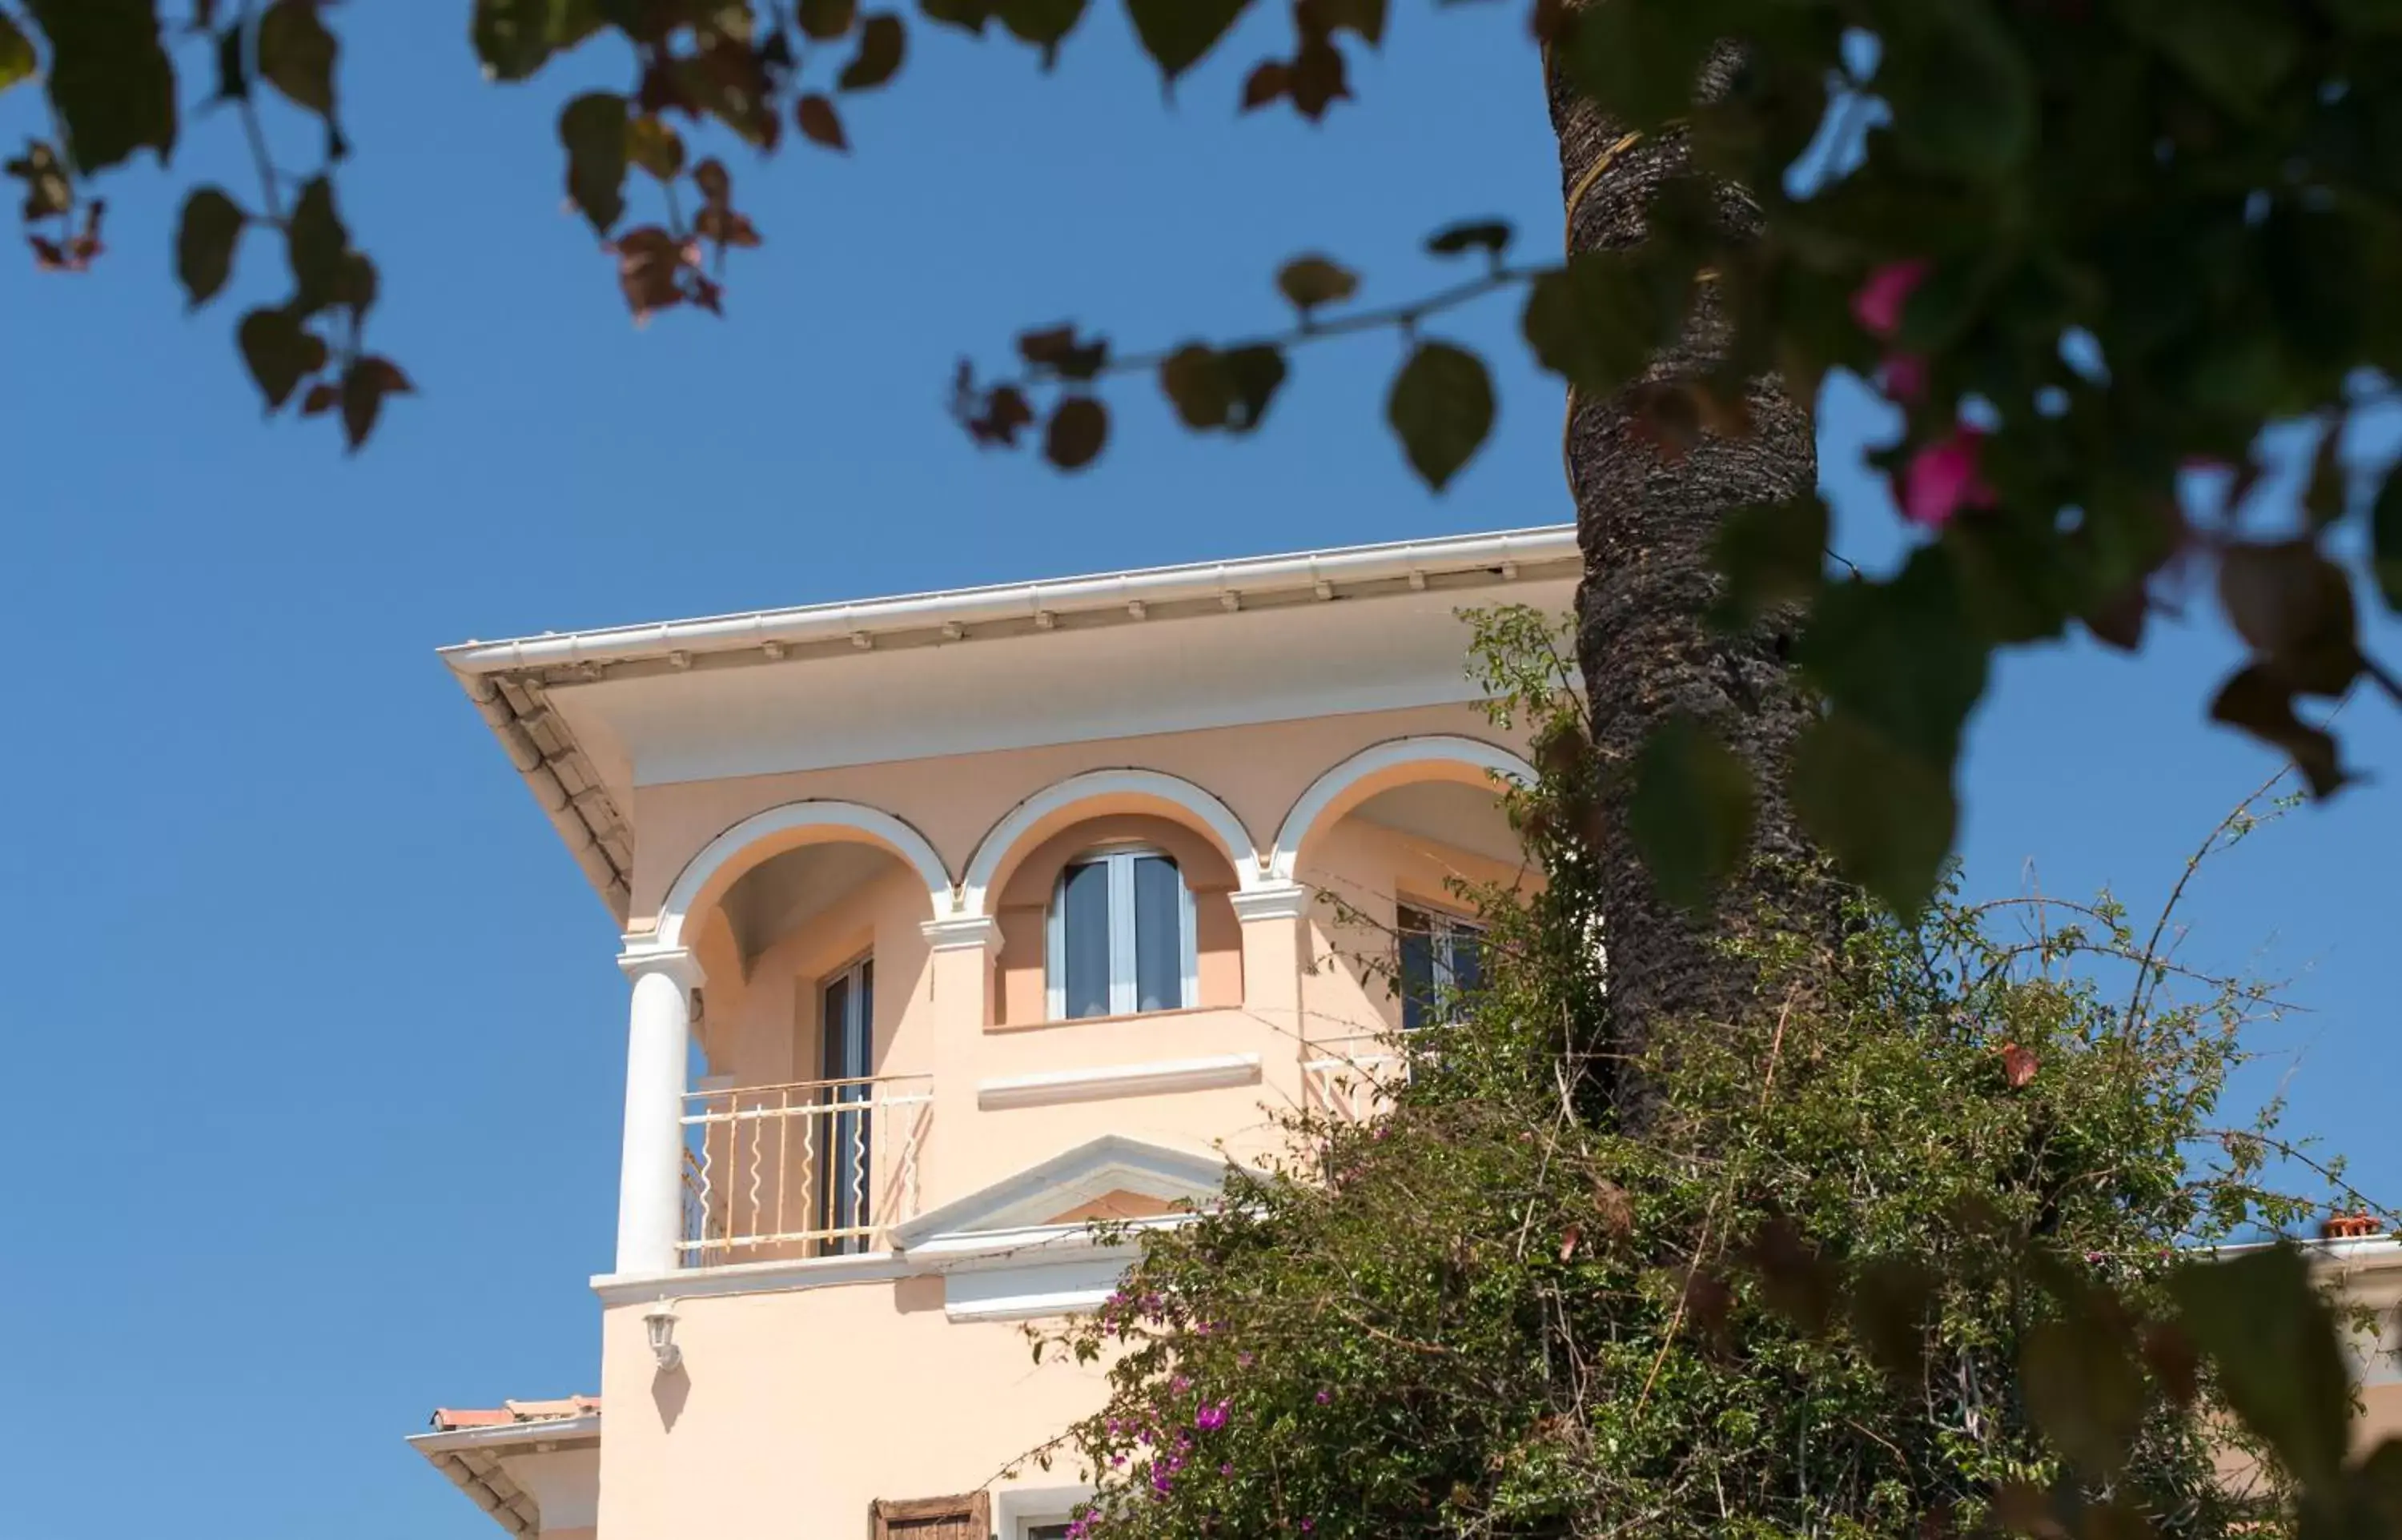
[437,524,1578,676]
[408,1414,603,1455]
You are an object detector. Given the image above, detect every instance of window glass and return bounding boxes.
[1398,904,1436,1033]
[1051,846,1195,1020]
[1396,902,1483,1029]
[1132,854,1185,1013]
[1061,858,1113,1018]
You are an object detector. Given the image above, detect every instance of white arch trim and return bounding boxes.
[959,768,1263,919]
[652,800,955,949]
[1269,736,1537,883]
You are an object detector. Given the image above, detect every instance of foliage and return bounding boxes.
[4,1,2400,922]
[1014,610,2388,1540]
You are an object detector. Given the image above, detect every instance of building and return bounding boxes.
[409,527,1581,1539]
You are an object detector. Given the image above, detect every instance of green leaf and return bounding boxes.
[286,175,349,312]
[558,91,629,235]
[2168,1245,2350,1490]
[2121,0,2300,111]
[1386,341,1493,491]
[256,0,338,119]
[23,0,179,173]
[1797,548,1990,768]
[920,0,994,34]
[0,14,34,94]
[1520,250,1693,395]
[1627,716,1757,910]
[1159,343,1286,433]
[838,13,906,89]
[1306,0,1382,44]
[1276,255,1358,312]
[1709,494,1829,628]
[1046,395,1109,471]
[1789,711,1958,918]
[472,0,604,81]
[999,0,1086,60]
[1879,0,2035,179]
[800,0,858,37]
[1557,0,1718,129]
[1425,219,1512,260]
[1126,0,1247,80]
[626,114,685,179]
[2375,467,2402,612]
[236,306,327,411]
[175,186,245,310]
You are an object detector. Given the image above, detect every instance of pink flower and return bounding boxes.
[1196,1400,1231,1431]
[1314,1389,1332,1405]
[1879,352,1930,405]
[1898,427,1998,529]
[1852,259,1930,339]
[1219,1463,1234,1477]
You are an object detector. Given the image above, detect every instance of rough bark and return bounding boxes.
[1548,43,1843,1115]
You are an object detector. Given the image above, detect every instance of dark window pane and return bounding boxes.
[1448,924,1484,1004]
[1062,860,1112,1017]
[1397,905,1434,1033]
[1132,855,1183,1013]
[820,974,853,1079]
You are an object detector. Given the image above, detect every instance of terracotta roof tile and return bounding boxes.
[429,1396,599,1432]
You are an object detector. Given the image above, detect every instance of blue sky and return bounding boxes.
[1,8,2395,1540]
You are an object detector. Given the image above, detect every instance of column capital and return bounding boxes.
[618,940,705,989]
[1229,882,1311,924]
[920,913,1002,953]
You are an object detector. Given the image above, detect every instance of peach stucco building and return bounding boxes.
[408,527,1581,1539]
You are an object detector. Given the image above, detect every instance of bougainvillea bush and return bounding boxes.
[1023,612,2353,1540]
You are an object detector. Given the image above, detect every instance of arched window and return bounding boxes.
[1046,845,1198,1019]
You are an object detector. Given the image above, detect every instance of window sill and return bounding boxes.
[986,1003,1230,1035]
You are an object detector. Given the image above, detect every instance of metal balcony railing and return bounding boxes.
[678,1075,932,1265]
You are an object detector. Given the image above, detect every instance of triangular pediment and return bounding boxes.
[892,1134,1239,1250]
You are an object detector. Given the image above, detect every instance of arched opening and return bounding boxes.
[650,801,950,1265]
[1272,738,1538,1042]
[988,812,1244,1026]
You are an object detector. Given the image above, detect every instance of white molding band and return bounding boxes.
[977,1053,1262,1110]
[959,768,1264,918]
[921,913,1003,952]
[653,799,956,947]
[1228,881,1311,923]
[617,942,705,989]
[1268,735,1538,882]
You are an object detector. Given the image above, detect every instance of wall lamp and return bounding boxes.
[643,1299,682,1373]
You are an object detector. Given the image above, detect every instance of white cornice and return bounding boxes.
[440,527,1576,678]
[407,1414,602,1456]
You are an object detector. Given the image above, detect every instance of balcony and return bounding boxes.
[1301,1034,1408,1123]
[679,1075,933,1265]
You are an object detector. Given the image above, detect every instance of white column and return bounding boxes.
[616,943,705,1277]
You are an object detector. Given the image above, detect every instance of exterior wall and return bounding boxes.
[591,698,1549,1539]
[597,1288,1111,1540]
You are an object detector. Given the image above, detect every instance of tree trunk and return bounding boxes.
[1548,44,1840,1112]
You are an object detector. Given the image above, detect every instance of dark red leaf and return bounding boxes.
[1240,58,1287,110]
[1045,395,1108,470]
[796,94,848,150]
